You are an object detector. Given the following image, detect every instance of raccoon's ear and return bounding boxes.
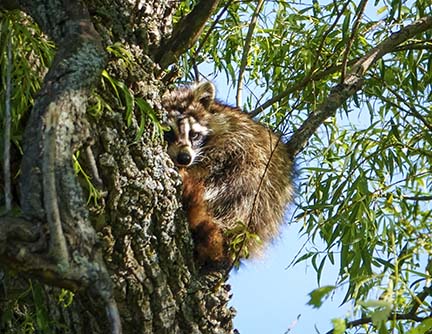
[192,81,215,109]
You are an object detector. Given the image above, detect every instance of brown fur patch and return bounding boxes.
[179,169,228,266]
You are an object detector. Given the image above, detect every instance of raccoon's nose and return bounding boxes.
[176,152,192,166]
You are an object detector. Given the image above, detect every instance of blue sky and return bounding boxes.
[229,224,351,334]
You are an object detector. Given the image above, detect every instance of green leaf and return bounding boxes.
[407,318,432,334]
[31,281,52,334]
[331,318,346,334]
[307,285,336,308]
[377,6,387,15]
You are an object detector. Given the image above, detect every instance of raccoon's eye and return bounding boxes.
[189,130,202,141]
[164,129,176,143]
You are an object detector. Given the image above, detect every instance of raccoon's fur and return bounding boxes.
[162,81,294,265]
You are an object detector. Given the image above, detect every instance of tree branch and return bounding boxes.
[394,41,432,52]
[325,313,431,334]
[189,0,233,82]
[286,15,432,157]
[155,0,221,69]
[408,284,432,315]
[236,0,264,106]
[403,195,432,201]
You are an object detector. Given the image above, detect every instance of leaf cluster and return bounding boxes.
[0,11,54,156]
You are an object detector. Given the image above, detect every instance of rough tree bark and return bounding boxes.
[0,1,233,333]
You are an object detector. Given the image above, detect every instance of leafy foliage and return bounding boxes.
[225,221,262,266]
[178,0,432,333]
[0,11,54,157]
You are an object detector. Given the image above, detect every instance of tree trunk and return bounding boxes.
[0,1,234,333]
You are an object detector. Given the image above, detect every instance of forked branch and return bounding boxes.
[286,15,432,157]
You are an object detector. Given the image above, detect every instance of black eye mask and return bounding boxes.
[164,128,176,143]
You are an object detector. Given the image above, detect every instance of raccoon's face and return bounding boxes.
[164,114,210,166]
[162,82,215,167]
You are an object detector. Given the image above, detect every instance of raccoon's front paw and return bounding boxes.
[192,221,231,270]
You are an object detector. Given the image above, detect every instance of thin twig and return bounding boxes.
[224,98,300,276]
[403,195,432,201]
[249,1,351,117]
[250,59,359,117]
[312,0,351,72]
[85,146,104,189]
[394,41,432,52]
[341,0,368,82]
[236,0,264,107]
[386,86,432,132]
[408,284,432,315]
[4,29,12,212]
[191,0,233,75]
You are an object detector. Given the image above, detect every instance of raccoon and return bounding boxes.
[162,81,294,266]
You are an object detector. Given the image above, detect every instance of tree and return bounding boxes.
[0,1,431,334]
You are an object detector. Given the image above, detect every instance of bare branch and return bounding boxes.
[286,15,432,157]
[236,0,265,106]
[394,41,432,52]
[250,59,359,117]
[156,0,221,69]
